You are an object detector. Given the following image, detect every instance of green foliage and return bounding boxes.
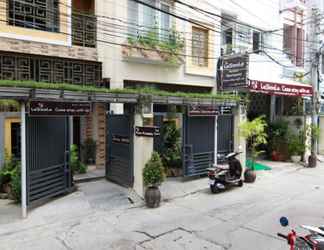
[70,144,88,174]
[0,155,21,202]
[143,152,165,187]
[304,124,320,153]
[268,119,289,151]
[10,165,21,202]
[0,80,240,102]
[0,99,20,111]
[128,26,185,65]
[81,138,97,164]
[0,154,18,186]
[240,116,268,170]
[160,121,182,169]
[288,132,304,156]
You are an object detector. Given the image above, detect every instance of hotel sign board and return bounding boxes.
[29,101,91,116]
[248,80,313,97]
[222,54,249,90]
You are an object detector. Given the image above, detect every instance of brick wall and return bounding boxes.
[80,103,106,168]
[0,37,98,61]
[95,103,107,166]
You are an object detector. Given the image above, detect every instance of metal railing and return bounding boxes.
[72,13,97,48]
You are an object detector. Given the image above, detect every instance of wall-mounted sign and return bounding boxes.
[135,126,160,137]
[221,54,249,90]
[112,135,130,144]
[248,80,313,97]
[188,105,219,116]
[29,101,91,116]
[188,105,233,116]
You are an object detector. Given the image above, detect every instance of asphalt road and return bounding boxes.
[1,162,324,250]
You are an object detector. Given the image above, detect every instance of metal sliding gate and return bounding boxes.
[106,114,134,187]
[26,117,70,206]
[217,115,234,162]
[183,115,215,176]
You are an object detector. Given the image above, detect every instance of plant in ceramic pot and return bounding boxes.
[143,152,165,208]
[240,116,268,183]
[288,133,304,163]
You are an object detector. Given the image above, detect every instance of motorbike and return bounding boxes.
[207,152,243,194]
[277,216,324,250]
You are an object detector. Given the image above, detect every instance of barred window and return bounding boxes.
[8,0,60,32]
[192,27,208,67]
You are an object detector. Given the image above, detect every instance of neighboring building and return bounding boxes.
[0,0,104,167]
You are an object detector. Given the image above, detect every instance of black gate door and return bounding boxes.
[217,115,234,162]
[106,115,133,187]
[183,115,215,176]
[26,117,70,206]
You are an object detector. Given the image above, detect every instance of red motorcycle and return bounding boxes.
[278,217,324,250]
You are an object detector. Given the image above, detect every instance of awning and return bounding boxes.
[248,79,313,97]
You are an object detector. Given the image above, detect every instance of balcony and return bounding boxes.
[72,13,97,48]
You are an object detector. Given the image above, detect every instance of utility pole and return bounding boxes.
[310,8,320,161]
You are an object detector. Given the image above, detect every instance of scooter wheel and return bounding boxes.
[210,184,219,194]
[238,180,243,187]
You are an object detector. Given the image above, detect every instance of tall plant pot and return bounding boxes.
[144,186,161,208]
[244,169,256,183]
[308,152,317,168]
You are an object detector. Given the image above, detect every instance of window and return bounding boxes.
[283,24,304,66]
[8,0,59,32]
[253,31,261,53]
[192,27,208,67]
[127,0,172,40]
[321,55,324,75]
[160,3,170,41]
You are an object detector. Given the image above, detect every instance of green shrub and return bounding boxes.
[0,155,18,186]
[143,152,165,187]
[160,121,182,169]
[70,144,87,174]
[81,138,96,164]
[10,164,21,203]
[288,133,304,156]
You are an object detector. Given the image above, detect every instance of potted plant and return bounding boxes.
[268,120,289,161]
[240,116,268,183]
[143,152,165,208]
[288,134,304,163]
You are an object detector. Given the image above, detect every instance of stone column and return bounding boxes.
[304,115,312,163]
[133,113,154,197]
[233,104,247,176]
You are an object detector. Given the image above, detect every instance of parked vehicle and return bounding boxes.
[207,152,243,193]
[277,217,324,250]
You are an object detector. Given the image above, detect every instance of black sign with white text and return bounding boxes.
[222,54,249,90]
[188,105,233,116]
[29,101,91,116]
[135,126,160,137]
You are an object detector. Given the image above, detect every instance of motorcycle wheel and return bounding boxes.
[238,180,243,187]
[210,184,219,194]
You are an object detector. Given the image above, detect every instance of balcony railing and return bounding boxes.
[0,52,103,87]
[72,13,97,48]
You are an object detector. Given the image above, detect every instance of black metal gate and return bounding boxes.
[217,115,234,162]
[106,114,134,187]
[183,115,215,176]
[26,117,70,206]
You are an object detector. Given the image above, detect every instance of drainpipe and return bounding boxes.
[21,102,27,218]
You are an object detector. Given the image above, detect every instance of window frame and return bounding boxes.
[8,0,60,33]
[191,26,209,67]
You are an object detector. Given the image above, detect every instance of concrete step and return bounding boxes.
[74,175,106,184]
